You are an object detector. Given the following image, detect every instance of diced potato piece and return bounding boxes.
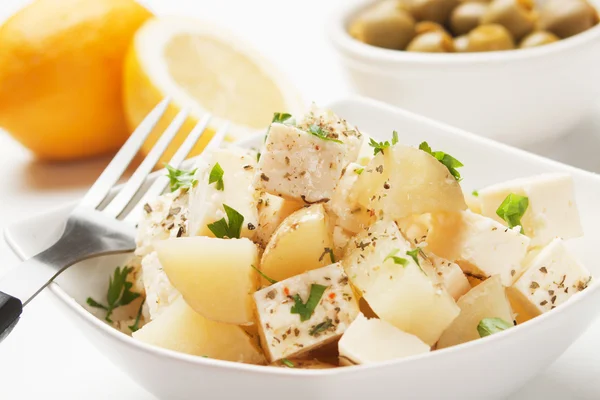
[508,238,592,321]
[343,220,460,346]
[356,133,375,166]
[478,173,583,247]
[437,276,513,349]
[188,148,258,239]
[253,263,359,362]
[141,251,181,320]
[255,123,347,203]
[260,204,333,283]
[133,298,265,364]
[256,192,303,247]
[396,213,433,246]
[353,144,467,219]
[136,189,188,257]
[325,162,375,233]
[155,236,259,325]
[428,253,471,301]
[339,313,430,365]
[271,358,337,369]
[427,211,530,286]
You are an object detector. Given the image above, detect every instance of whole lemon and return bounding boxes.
[0,0,152,161]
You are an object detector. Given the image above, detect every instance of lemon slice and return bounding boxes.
[124,17,304,163]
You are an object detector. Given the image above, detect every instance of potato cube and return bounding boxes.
[339,313,430,365]
[478,173,583,247]
[428,253,471,301]
[188,148,258,239]
[260,204,334,283]
[133,298,265,364]
[437,275,514,349]
[343,220,460,346]
[155,236,259,325]
[255,192,303,247]
[253,263,359,362]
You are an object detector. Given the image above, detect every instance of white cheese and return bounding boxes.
[255,191,303,247]
[135,189,188,258]
[141,251,181,320]
[188,148,258,239]
[253,263,359,362]
[509,238,592,320]
[255,123,348,204]
[427,210,530,287]
[428,253,471,301]
[338,313,430,365]
[478,173,583,247]
[343,220,460,346]
[325,162,374,233]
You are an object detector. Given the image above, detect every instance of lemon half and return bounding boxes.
[124,17,304,164]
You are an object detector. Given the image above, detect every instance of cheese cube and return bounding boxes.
[325,162,375,233]
[255,123,352,204]
[427,211,530,287]
[253,263,359,362]
[338,313,430,365]
[136,189,188,257]
[428,254,471,301]
[255,191,303,247]
[478,173,583,247]
[141,252,181,320]
[343,220,460,346]
[508,238,592,319]
[188,148,258,240]
[296,104,364,165]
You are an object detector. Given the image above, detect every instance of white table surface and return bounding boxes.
[1,0,600,399]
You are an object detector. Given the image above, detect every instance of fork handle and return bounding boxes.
[0,291,22,342]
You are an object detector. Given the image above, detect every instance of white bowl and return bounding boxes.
[5,97,600,400]
[329,0,600,147]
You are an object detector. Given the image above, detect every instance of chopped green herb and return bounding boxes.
[405,249,426,274]
[256,152,261,162]
[355,167,364,175]
[368,131,399,156]
[309,318,334,336]
[319,247,336,264]
[384,249,409,266]
[472,190,479,197]
[496,193,529,234]
[308,124,343,144]
[281,358,295,368]
[165,165,197,192]
[206,204,244,239]
[208,162,224,191]
[290,284,328,322]
[128,300,145,333]
[272,112,295,125]
[477,317,512,338]
[419,142,463,181]
[87,266,141,323]
[251,264,278,285]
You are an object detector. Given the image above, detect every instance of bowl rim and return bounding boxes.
[329,0,600,66]
[5,95,600,377]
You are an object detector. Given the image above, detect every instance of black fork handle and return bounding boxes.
[0,291,22,342]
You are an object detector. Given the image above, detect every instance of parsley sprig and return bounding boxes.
[368,131,399,155]
[319,247,336,264]
[208,162,225,191]
[419,142,463,181]
[251,264,278,285]
[308,124,343,144]
[165,165,197,192]
[272,112,295,125]
[384,249,409,266]
[207,204,244,239]
[477,318,513,338]
[87,266,141,323]
[406,248,426,274]
[496,194,529,234]
[128,300,145,332]
[290,284,328,322]
[281,358,295,368]
[309,318,334,336]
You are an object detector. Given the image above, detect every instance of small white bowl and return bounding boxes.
[5,97,600,400]
[329,0,600,147]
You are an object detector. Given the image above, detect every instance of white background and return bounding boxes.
[1,0,600,398]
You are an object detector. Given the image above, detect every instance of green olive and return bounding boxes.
[539,0,599,38]
[466,23,516,51]
[454,35,470,52]
[349,0,416,50]
[519,30,560,48]
[415,21,448,34]
[450,2,489,36]
[406,0,460,24]
[406,31,456,52]
[481,0,537,41]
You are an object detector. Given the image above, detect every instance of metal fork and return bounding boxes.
[0,99,224,342]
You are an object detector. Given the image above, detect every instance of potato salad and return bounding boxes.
[88,105,593,369]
